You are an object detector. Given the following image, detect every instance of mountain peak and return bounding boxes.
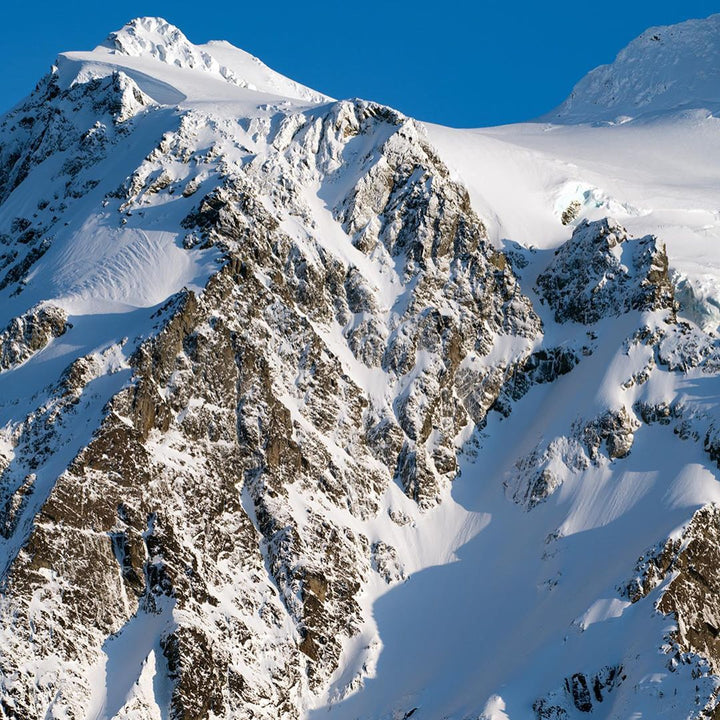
[103,16,184,48]
[544,13,720,123]
[59,16,330,106]
[101,17,222,71]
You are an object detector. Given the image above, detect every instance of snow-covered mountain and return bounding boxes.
[543,13,720,123]
[0,14,720,720]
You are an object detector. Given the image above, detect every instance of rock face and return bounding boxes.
[0,304,67,371]
[1,15,720,720]
[537,218,674,325]
[534,665,626,719]
[0,68,149,206]
[582,407,640,461]
[0,66,153,299]
[628,506,720,671]
[491,346,579,418]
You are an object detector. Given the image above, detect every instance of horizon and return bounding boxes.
[1,2,718,127]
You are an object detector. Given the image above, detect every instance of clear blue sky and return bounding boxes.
[1,1,718,126]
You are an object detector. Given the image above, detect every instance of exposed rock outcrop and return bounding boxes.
[626,505,720,673]
[582,406,640,461]
[537,218,675,324]
[0,304,67,371]
[534,665,626,719]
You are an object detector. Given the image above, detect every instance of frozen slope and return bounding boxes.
[1,13,720,720]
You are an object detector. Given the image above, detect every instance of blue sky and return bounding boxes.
[1,1,718,126]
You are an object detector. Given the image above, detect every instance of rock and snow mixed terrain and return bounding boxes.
[0,12,720,720]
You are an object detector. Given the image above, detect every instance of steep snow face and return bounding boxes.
[544,13,720,123]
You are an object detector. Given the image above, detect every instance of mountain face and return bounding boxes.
[0,14,719,720]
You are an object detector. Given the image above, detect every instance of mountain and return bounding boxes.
[543,13,720,123]
[0,13,719,720]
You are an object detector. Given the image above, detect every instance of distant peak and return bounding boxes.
[543,13,720,123]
